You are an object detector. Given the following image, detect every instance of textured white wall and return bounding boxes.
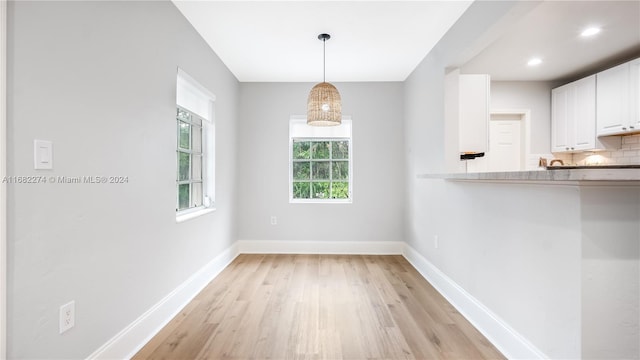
[236,82,405,243]
[7,2,238,358]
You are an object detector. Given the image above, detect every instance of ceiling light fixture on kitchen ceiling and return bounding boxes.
[307,33,342,126]
[581,26,601,37]
[527,57,543,66]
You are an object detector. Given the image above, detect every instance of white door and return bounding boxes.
[487,119,521,172]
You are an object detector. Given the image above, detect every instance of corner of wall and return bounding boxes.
[87,242,240,360]
[402,244,548,360]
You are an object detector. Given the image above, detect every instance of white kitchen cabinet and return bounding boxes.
[631,58,640,131]
[551,82,571,152]
[552,75,599,152]
[459,74,490,153]
[444,71,490,173]
[596,58,640,136]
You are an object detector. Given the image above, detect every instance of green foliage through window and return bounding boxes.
[177,107,205,211]
[293,141,310,159]
[292,139,350,200]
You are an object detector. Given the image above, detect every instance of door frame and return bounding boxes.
[1,0,7,357]
[489,109,531,170]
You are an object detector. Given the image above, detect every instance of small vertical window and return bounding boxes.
[176,107,206,211]
[176,69,215,219]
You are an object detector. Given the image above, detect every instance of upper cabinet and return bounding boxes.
[596,58,640,136]
[458,74,490,153]
[444,70,490,173]
[552,75,598,152]
[550,58,639,153]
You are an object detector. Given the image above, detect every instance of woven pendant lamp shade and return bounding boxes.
[307,82,342,126]
[307,33,342,126]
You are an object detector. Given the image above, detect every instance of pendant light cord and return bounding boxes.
[323,38,326,83]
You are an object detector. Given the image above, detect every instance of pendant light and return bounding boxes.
[307,33,342,126]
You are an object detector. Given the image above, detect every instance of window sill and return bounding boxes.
[176,207,216,223]
[290,199,352,204]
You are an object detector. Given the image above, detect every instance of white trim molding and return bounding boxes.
[87,241,545,359]
[87,243,239,360]
[238,240,404,255]
[86,240,401,359]
[1,0,8,357]
[402,244,548,360]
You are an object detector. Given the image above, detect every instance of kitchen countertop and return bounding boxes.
[546,164,640,170]
[418,168,640,183]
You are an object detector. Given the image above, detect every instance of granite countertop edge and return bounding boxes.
[417,168,640,182]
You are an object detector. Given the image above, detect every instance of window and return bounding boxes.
[176,69,215,219]
[176,107,206,210]
[289,117,352,203]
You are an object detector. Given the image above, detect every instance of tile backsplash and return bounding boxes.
[552,134,640,166]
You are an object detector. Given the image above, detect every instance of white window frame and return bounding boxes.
[176,69,215,222]
[289,116,353,204]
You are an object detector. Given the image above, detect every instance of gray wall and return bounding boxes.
[581,186,640,359]
[490,81,554,154]
[7,1,638,359]
[404,1,583,358]
[404,1,640,358]
[236,82,405,243]
[7,1,238,358]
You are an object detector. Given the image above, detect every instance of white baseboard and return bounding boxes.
[402,244,547,360]
[87,242,239,360]
[87,240,400,359]
[238,239,404,255]
[87,241,543,360]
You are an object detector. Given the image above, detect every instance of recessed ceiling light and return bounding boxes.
[527,58,542,66]
[581,27,601,37]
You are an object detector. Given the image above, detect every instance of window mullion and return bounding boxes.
[331,140,335,199]
[309,158,313,198]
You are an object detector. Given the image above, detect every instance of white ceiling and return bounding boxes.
[173,1,640,83]
[461,1,640,81]
[172,0,472,82]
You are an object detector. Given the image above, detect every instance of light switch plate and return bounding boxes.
[34,140,53,170]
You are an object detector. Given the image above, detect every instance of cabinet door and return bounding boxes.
[551,85,572,152]
[573,75,597,150]
[597,62,630,136]
[630,58,640,131]
[459,74,489,153]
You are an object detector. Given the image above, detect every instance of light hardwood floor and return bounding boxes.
[134,254,505,359]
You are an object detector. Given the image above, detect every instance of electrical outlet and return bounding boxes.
[434,235,439,249]
[59,301,75,334]
[270,216,277,225]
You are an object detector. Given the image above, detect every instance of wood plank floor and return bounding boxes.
[133,254,505,360]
